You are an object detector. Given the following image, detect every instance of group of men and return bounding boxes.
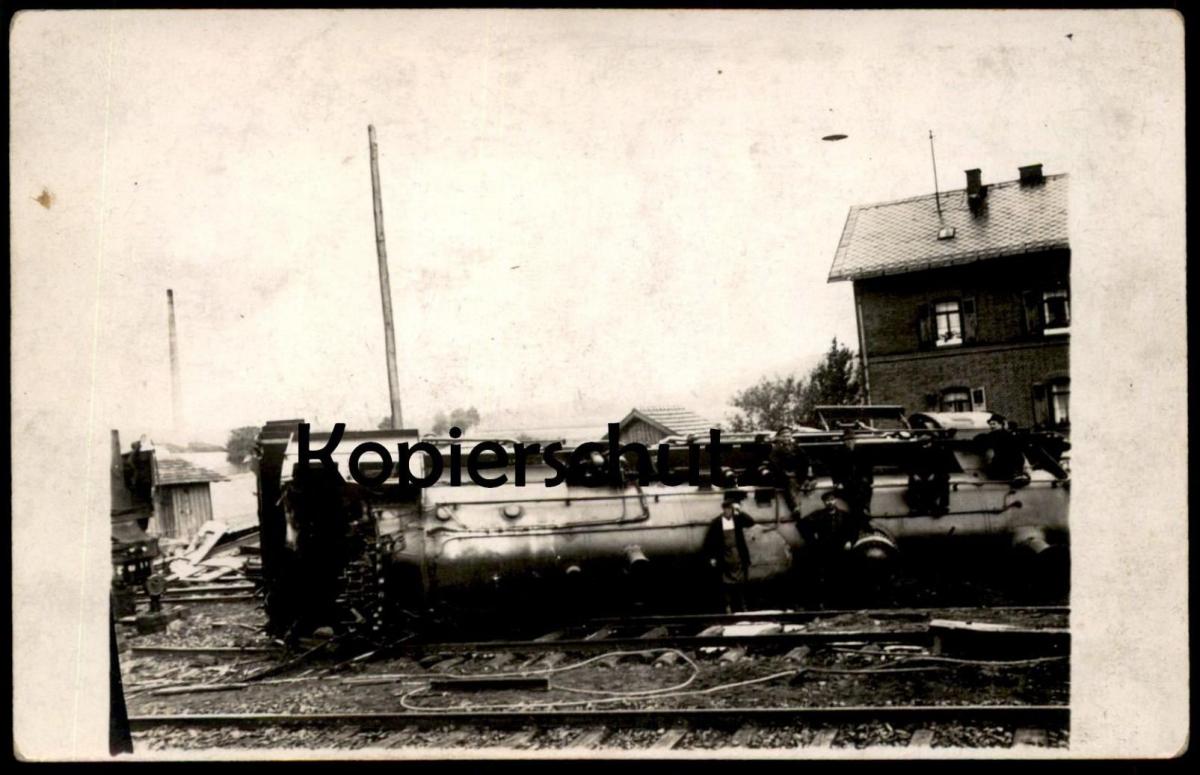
[704,416,1034,612]
[704,425,876,612]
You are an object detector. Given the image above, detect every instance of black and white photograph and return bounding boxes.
[9,8,1187,760]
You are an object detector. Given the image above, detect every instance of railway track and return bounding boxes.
[122,605,1070,752]
[128,705,1069,751]
[127,605,1067,660]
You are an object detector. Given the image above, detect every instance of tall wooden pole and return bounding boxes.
[167,289,184,433]
[368,124,404,430]
[928,130,943,218]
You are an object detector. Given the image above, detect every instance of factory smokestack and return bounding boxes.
[167,289,184,433]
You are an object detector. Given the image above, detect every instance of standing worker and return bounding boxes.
[703,491,755,613]
[797,491,863,604]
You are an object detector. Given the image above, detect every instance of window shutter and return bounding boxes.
[962,297,978,343]
[1031,383,1049,428]
[923,392,939,410]
[917,303,932,349]
[1022,291,1042,337]
[971,387,987,411]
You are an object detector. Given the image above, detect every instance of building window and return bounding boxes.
[934,301,963,346]
[1042,288,1070,334]
[1049,380,1070,427]
[940,388,972,412]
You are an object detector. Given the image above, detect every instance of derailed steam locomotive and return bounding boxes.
[254,410,1069,639]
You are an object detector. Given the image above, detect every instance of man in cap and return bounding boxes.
[702,491,756,613]
[977,414,1031,485]
[797,490,864,603]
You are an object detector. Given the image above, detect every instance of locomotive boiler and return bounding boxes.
[254,412,1069,639]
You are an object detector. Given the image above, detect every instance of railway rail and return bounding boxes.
[128,705,1069,751]
[121,604,1070,752]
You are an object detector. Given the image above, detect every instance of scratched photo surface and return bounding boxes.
[9,9,1186,761]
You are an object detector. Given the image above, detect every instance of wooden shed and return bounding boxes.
[152,457,226,540]
[604,406,720,445]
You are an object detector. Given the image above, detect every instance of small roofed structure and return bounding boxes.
[153,457,226,540]
[605,406,720,445]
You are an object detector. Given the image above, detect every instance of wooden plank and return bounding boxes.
[197,556,247,570]
[719,646,747,663]
[433,729,471,748]
[573,727,608,749]
[607,626,669,666]
[730,724,756,746]
[429,656,465,673]
[651,728,688,750]
[535,652,567,669]
[697,625,727,656]
[190,567,236,583]
[583,626,617,641]
[500,729,537,748]
[519,630,566,669]
[909,729,935,747]
[375,727,414,748]
[1013,728,1049,747]
[487,652,516,670]
[150,682,250,696]
[185,521,228,564]
[162,582,255,593]
[785,646,812,663]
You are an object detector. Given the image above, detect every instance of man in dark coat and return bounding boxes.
[702,492,755,613]
[797,490,864,604]
[798,491,863,553]
[828,429,874,516]
[762,427,815,516]
[907,436,950,515]
[976,415,1031,484]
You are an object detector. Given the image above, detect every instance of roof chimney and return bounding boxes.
[1019,163,1045,186]
[965,168,987,214]
[965,169,982,196]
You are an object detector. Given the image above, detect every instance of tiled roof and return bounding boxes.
[156,457,226,486]
[618,406,720,437]
[828,173,1068,282]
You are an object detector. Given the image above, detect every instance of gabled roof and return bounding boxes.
[156,457,226,486]
[828,173,1068,282]
[607,406,720,439]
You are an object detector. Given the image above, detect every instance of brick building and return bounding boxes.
[828,164,1070,430]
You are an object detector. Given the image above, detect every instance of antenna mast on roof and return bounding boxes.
[928,130,943,219]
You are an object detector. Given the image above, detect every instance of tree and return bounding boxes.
[727,375,808,432]
[226,426,260,470]
[431,407,481,436]
[801,337,864,410]
[727,338,864,431]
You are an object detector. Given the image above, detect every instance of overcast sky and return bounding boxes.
[8,9,1177,441]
